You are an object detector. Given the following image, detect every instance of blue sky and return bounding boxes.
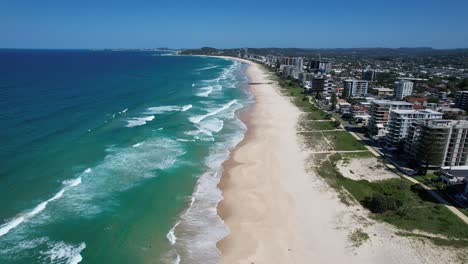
[1,0,467,49]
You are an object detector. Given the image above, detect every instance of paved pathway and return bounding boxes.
[297,129,345,133]
[308,150,370,154]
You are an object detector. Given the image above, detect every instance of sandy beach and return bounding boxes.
[216,57,463,264]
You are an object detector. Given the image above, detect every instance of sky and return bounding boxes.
[1,0,468,49]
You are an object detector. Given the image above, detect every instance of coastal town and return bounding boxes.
[181,47,468,260]
[241,48,468,199]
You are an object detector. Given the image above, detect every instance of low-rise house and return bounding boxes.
[335,87,344,97]
[338,102,351,114]
[406,97,428,109]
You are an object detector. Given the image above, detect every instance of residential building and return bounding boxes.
[455,91,468,111]
[310,76,325,95]
[309,75,336,96]
[406,120,468,168]
[386,109,443,147]
[281,57,293,66]
[363,70,377,81]
[335,87,344,97]
[310,59,332,73]
[367,100,413,137]
[292,57,303,71]
[282,65,294,78]
[394,80,414,99]
[372,87,394,97]
[351,104,369,117]
[343,79,368,98]
[338,102,351,114]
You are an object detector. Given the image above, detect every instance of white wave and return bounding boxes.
[176,138,194,142]
[121,108,128,113]
[132,142,143,147]
[199,118,224,133]
[41,241,86,264]
[0,216,25,237]
[84,168,92,173]
[166,221,180,245]
[146,106,181,115]
[196,65,218,71]
[63,177,82,188]
[174,254,181,264]
[181,104,192,112]
[192,83,195,87]
[196,86,213,97]
[0,177,82,238]
[126,115,155,127]
[189,100,237,124]
[168,114,248,264]
[63,138,186,216]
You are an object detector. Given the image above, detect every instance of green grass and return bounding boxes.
[349,229,370,247]
[341,151,375,159]
[315,153,468,241]
[323,131,367,151]
[301,111,330,120]
[298,121,337,131]
[413,173,439,185]
[397,232,468,248]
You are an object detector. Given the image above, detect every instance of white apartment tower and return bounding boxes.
[343,79,368,98]
[394,80,414,99]
[386,109,443,147]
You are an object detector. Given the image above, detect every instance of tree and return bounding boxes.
[331,92,337,110]
[443,111,463,120]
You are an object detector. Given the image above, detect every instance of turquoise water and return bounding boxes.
[0,50,250,263]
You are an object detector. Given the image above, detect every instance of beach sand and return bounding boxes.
[216,57,463,264]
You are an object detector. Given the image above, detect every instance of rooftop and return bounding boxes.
[373,87,394,92]
[371,100,413,106]
[391,109,442,115]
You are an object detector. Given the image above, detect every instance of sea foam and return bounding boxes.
[189,100,237,124]
[40,241,86,264]
[0,176,82,238]
[196,86,213,97]
[126,115,155,127]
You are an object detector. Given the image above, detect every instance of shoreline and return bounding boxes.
[211,56,463,263]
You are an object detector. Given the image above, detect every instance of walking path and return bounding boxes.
[308,150,370,154]
[298,129,345,132]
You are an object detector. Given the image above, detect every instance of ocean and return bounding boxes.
[0,50,251,263]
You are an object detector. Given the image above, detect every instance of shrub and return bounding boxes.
[363,193,401,214]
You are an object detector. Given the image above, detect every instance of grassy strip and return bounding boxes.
[301,111,331,120]
[396,232,468,248]
[316,153,468,241]
[298,120,338,131]
[323,131,368,151]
